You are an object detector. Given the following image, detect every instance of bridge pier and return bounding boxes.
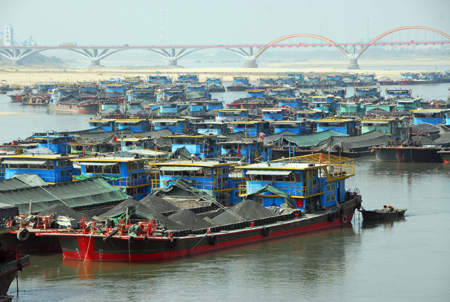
[243,59,258,68]
[168,59,178,66]
[346,55,360,69]
[90,59,100,66]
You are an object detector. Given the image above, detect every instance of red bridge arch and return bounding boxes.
[357,26,450,57]
[254,34,349,58]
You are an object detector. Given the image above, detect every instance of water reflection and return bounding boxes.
[361,217,407,230]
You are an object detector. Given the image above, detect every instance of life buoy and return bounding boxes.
[208,235,217,246]
[341,215,348,224]
[168,237,177,249]
[338,208,345,217]
[262,227,270,237]
[17,228,29,241]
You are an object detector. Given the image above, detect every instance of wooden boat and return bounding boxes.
[359,208,406,221]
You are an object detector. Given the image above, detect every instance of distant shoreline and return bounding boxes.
[0,58,449,86]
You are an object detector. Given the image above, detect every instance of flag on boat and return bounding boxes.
[237,145,241,156]
[259,132,265,141]
[113,135,118,142]
[320,153,325,164]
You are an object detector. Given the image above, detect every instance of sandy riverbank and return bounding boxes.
[0,58,448,87]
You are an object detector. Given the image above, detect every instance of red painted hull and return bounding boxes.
[40,197,360,262]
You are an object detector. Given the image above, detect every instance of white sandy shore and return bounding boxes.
[0,59,449,87]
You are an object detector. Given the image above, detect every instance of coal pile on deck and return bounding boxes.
[168,209,215,230]
[139,195,179,213]
[213,200,279,225]
[100,198,183,230]
[39,204,92,221]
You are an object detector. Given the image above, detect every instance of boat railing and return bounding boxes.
[160,178,234,192]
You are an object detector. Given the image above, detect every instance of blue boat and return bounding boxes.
[261,108,288,121]
[237,153,357,213]
[354,87,380,98]
[115,119,151,133]
[215,109,250,122]
[411,109,448,125]
[385,89,412,99]
[75,157,153,200]
[296,110,327,121]
[156,160,242,206]
[151,119,189,134]
[247,89,265,98]
[311,95,338,114]
[316,118,357,135]
[273,121,308,135]
[217,140,272,163]
[32,135,73,154]
[87,119,116,132]
[178,74,199,82]
[195,121,229,135]
[169,135,219,159]
[147,75,172,84]
[229,121,271,137]
[360,118,407,141]
[1,155,76,184]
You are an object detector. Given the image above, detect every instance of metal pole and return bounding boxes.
[29,198,32,216]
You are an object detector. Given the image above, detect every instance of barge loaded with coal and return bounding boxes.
[37,153,362,262]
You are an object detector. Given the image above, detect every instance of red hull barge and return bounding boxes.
[38,197,360,262]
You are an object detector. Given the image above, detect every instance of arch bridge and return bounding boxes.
[0,26,449,69]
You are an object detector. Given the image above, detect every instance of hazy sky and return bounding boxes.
[1,0,450,46]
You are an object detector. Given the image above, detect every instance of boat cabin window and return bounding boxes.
[319,122,346,127]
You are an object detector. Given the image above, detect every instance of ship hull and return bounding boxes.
[43,197,360,262]
[48,103,99,114]
[0,254,30,296]
[0,232,61,254]
[373,147,442,163]
[226,85,252,92]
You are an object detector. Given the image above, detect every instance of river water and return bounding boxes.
[1,84,449,301]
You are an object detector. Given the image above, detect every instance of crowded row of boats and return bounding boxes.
[0,72,448,266]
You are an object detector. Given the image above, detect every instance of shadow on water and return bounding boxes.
[361,217,407,229]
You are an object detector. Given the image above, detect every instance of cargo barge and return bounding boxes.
[38,154,362,262]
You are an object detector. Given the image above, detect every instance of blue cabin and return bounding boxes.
[322,88,346,98]
[385,89,412,99]
[76,158,151,200]
[216,109,250,122]
[115,119,151,133]
[311,95,338,114]
[276,97,305,109]
[38,82,58,92]
[205,100,223,111]
[151,119,188,134]
[295,73,305,81]
[237,153,355,212]
[195,122,229,135]
[261,108,288,121]
[87,119,115,132]
[278,77,296,86]
[188,100,212,116]
[105,84,126,96]
[360,118,407,141]
[420,72,441,82]
[401,73,420,80]
[157,161,242,206]
[127,85,155,101]
[411,109,448,125]
[259,77,276,85]
[99,99,120,112]
[247,89,265,98]
[206,77,222,84]
[78,82,99,94]
[218,141,272,163]
[230,121,271,137]
[1,155,76,184]
[296,110,327,121]
[355,87,380,98]
[326,74,342,81]
[233,77,250,84]
[269,88,295,98]
[396,98,422,111]
[170,135,219,159]
[316,118,357,135]
[273,121,308,135]
[178,74,199,82]
[32,135,73,154]
[158,103,183,117]
[147,75,172,84]
[446,112,450,125]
